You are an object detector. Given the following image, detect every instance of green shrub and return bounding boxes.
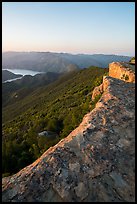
[125,75,129,81]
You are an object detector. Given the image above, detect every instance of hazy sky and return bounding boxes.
[2,2,135,56]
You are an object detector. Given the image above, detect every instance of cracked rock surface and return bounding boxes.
[2,74,135,202]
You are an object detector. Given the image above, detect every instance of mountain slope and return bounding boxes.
[2,70,22,82]
[2,66,108,176]
[2,72,62,107]
[2,65,135,202]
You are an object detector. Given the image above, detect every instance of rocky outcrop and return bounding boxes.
[92,61,135,102]
[109,62,135,83]
[2,63,135,202]
[91,83,103,101]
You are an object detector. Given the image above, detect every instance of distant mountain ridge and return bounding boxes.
[2,51,131,72]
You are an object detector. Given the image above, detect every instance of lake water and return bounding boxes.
[3,68,44,76]
[3,69,45,83]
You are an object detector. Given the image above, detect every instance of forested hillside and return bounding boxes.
[2,66,108,176]
[2,72,61,108]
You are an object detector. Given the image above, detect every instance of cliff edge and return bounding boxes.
[2,62,135,202]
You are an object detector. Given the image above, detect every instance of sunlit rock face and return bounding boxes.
[109,62,135,83]
[91,83,103,101]
[2,63,135,202]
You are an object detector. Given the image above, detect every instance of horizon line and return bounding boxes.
[2,50,133,57]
